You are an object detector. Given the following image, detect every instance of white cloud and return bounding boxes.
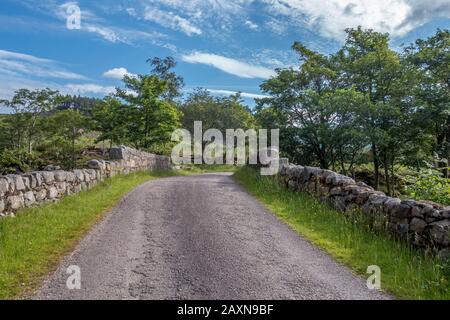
[245,20,259,30]
[64,84,116,95]
[126,0,251,39]
[181,52,276,79]
[0,49,52,64]
[55,2,171,46]
[103,67,136,79]
[0,49,115,100]
[143,7,202,36]
[262,0,450,40]
[208,89,269,99]
[0,75,115,102]
[0,49,86,80]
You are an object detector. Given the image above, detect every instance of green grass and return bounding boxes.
[178,163,240,173]
[0,169,184,300]
[233,167,450,300]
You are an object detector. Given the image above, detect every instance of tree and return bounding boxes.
[44,109,88,169]
[181,88,255,134]
[257,42,340,169]
[148,56,184,102]
[405,29,450,177]
[0,88,59,155]
[337,27,404,190]
[91,96,129,149]
[115,57,182,153]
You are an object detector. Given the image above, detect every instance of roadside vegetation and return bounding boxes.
[1,28,448,203]
[234,167,450,300]
[256,28,449,200]
[0,170,189,299]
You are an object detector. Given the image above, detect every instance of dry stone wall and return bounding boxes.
[277,160,450,258]
[0,146,170,217]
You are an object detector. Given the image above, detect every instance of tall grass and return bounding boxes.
[233,167,450,300]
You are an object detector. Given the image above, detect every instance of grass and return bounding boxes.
[0,169,187,300]
[178,163,240,173]
[233,166,450,300]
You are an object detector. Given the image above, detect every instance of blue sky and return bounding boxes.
[0,0,449,107]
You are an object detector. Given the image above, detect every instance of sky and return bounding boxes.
[0,0,449,107]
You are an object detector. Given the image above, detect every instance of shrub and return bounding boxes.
[404,171,450,205]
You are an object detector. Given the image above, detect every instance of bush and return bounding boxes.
[0,149,39,174]
[404,171,450,205]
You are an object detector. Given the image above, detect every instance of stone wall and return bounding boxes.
[277,160,450,258]
[0,146,171,217]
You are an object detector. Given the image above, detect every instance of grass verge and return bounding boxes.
[178,164,239,173]
[0,170,181,299]
[233,166,450,300]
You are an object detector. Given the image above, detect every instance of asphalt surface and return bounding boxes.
[37,173,389,300]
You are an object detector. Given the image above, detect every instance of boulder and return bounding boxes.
[32,172,43,186]
[23,191,36,207]
[7,195,24,210]
[437,248,450,261]
[41,171,55,184]
[66,172,76,182]
[55,182,67,194]
[7,174,25,191]
[35,189,47,201]
[73,170,85,182]
[48,187,59,199]
[23,174,37,189]
[0,199,4,213]
[428,220,450,246]
[43,165,61,171]
[0,178,8,195]
[410,217,427,233]
[54,170,67,182]
[87,160,106,170]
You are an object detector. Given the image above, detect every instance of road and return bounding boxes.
[37,173,389,300]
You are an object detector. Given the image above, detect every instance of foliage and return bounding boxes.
[113,57,182,154]
[0,56,188,170]
[181,88,255,134]
[234,166,449,299]
[404,171,450,205]
[256,27,448,196]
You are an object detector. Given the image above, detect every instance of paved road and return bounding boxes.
[37,173,389,300]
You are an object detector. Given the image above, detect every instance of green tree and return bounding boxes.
[0,88,59,155]
[91,96,130,149]
[405,29,450,177]
[258,42,340,169]
[181,88,255,134]
[115,57,182,154]
[43,109,89,169]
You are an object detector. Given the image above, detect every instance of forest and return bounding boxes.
[0,28,449,203]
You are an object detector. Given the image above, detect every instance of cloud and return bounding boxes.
[125,0,251,39]
[54,2,171,46]
[64,83,116,95]
[0,49,52,64]
[0,49,87,80]
[181,52,276,79]
[0,49,114,100]
[244,20,259,30]
[0,78,113,102]
[262,0,450,40]
[103,67,136,79]
[207,89,269,99]
[143,7,202,36]
[399,0,450,30]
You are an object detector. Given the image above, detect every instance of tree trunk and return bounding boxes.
[372,143,380,190]
[383,152,391,196]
